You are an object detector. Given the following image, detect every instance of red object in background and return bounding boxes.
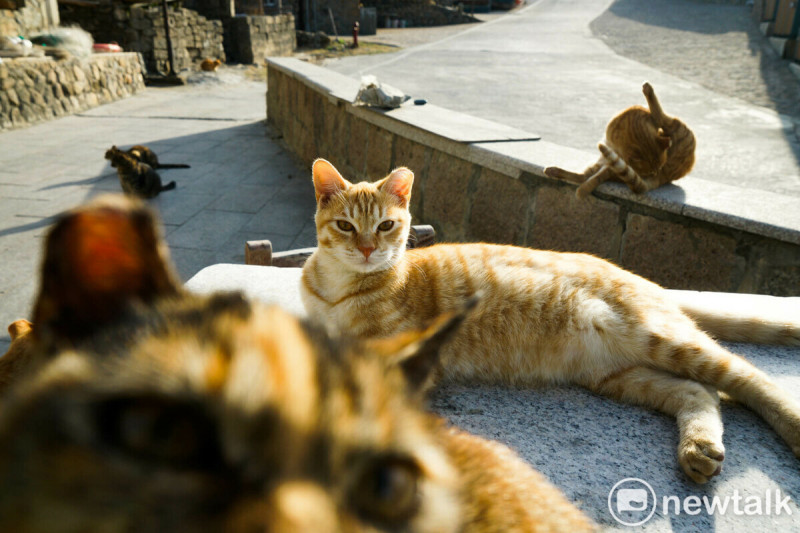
[352,21,359,48]
[93,43,123,53]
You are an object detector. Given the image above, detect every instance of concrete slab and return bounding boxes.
[371,102,541,143]
[185,264,800,532]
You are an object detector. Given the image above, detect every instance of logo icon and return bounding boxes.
[608,478,657,526]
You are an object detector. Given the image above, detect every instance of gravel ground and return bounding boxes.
[590,0,800,121]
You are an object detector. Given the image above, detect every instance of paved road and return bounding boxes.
[327,0,800,197]
[0,71,313,353]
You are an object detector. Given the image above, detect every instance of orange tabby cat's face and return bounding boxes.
[312,159,413,273]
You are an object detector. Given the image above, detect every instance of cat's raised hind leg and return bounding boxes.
[643,82,681,133]
[582,366,725,483]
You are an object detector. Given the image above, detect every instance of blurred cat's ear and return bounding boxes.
[376,167,414,207]
[368,295,478,394]
[312,158,349,205]
[33,195,181,344]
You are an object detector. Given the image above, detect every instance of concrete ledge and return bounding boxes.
[185,264,800,532]
[266,57,800,296]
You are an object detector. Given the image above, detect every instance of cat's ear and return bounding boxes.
[369,296,477,394]
[376,167,414,207]
[32,195,181,344]
[312,158,349,205]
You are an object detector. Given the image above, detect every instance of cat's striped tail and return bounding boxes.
[669,290,800,345]
[597,143,649,193]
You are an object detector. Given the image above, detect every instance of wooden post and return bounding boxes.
[245,240,273,266]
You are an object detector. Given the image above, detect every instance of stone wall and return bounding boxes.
[280,0,358,34]
[360,0,478,27]
[0,52,145,130]
[59,4,225,74]
[0,0,58,37]
[266,57,800,296]
[224,14,295,64]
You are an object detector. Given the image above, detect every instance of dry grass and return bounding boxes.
[296,40,399,64]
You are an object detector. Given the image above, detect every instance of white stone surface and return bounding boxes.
[185,264,800,531]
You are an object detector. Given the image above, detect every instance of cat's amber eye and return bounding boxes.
[377,220,394,232]
[337,220,355,232]
[352,456,420,524]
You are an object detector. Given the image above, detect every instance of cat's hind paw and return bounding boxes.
[679,438,725,484]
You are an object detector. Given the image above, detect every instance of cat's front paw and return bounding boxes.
[678,438,725,484]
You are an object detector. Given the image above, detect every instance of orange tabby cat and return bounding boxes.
[0,319,35,393]
[544,82,695,198]
[0,195,593,532]
[302,159,800,485]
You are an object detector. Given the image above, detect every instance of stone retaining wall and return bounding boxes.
[59,4,225,75]
[0,52,145,130]
[266,57,800,296]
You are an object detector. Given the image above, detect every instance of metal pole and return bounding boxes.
[161,0,177,76]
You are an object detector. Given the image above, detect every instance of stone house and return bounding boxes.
[0,0,59,37]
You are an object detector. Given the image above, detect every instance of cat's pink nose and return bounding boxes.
[358,246,375,259]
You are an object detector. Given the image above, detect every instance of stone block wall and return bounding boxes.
[0,0,57,37]
[280,0,358,34]
[223,14,295,64]
[0,52,145,130]
[59,4,225,75]
[266,58,800,296]
[360,0,478,27]
[142,7,224,73]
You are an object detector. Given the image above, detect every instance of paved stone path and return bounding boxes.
[0,72,313,352]
[328,0,800,197]
[591,0,800,120]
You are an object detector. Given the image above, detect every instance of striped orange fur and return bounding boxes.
[303,159,800,484]
[544,82,695,198]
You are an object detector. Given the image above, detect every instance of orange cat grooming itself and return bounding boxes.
[545,82,695,198]
[302,158,800,485]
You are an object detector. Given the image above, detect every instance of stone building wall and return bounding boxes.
[0,0,58,37]
[350,0,477,28]
[223,14,295,64]
[0,52,145,130]
[59,4,224,75]
[280,0,358,35]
